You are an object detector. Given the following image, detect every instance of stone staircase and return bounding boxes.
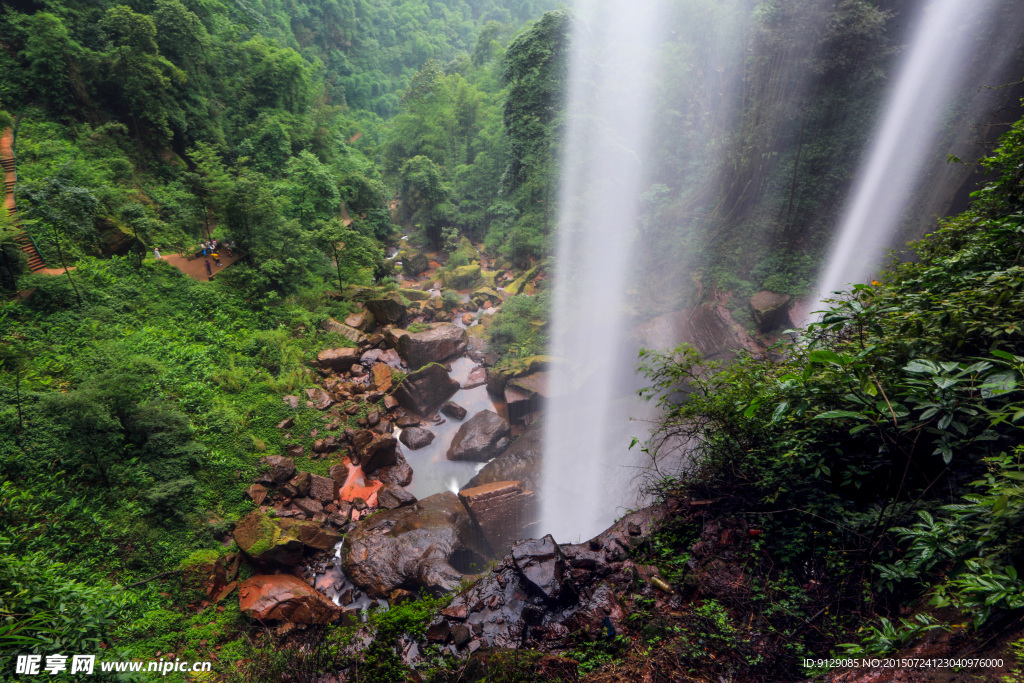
[2,129,46,272]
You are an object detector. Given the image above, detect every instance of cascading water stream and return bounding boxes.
[816,0,1000,304]
[540,0,669,543]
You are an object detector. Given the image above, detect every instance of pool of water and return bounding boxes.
[398,357,508,499]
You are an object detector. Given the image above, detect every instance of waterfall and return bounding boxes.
[816,0,1001,304]
[540,0,669,542]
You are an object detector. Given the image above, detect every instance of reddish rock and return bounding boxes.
[239,575,341,624]
[247,484,268,506]
[283,395,300,409]
[346,309,375,332]
[285,445,304,458]
[458,481,537,556]
[336,460,383,507]
[461,313,474,325]
[276,417,295,430]
[384,395,399,410]
[315,348,360,373]
[372,363,393,392]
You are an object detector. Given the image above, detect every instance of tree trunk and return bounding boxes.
[52,226,82,306]
[333,244,344,293]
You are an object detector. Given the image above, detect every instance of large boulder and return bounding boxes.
[353,433,399,474]
[369,449,414,487]
[399,287,432,302]
[504,372,548,424]
[388,324,468,370]
[343,492,490,598]
[314,347,360,373]
[471,287,502,308]
[365,293,409,326]
[393,364,460,416]
[345,308,376,332]
[447,410,510,462]
[239,574,341,624]
[750,290,793,332]
[322,318,369,345]
[634,304,759,362]
[256,455,295,486]
[436,505,668,651]
[277,518,343,551]
[511,535,566,601]
[233,511,304,566]
[399,249,429,276]
[372,362,394,392]
[444,264,481,289]
[458,481,537,556]
[465,419,543,491]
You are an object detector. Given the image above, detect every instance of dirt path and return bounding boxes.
[161,250,244,281]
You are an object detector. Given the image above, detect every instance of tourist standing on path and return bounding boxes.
[154,247,161,259]
[212,252,221,266]
[204,259,212,279]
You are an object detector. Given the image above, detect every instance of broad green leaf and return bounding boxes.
[981,371,1017,398]
[809,349,844,366]
[814,410,868,420]
[905,359,940,374]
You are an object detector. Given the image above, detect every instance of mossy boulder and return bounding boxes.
[235,512,343,566]
[471,287,502,308]
[365,292,409,325]
[480,270,498,288]
[444,264,481,289]
[234,511,303,567]
[486,356,554,395]
[399,249,429,276]
[399,287,432,301]
[505,264,542,295]
[343,284,377,302]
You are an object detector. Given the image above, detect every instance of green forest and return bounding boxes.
[2,0,1024,680]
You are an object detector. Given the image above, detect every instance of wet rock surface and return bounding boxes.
[446,410,510,462]
[399,426,435,450]
[465,419,543,491]
[343,492,490,598]
[389,323,468,369]
[750,290,793,332]
[238,574,341,624]
[436,505,668,651]
[393,363,461,416]
[458,480,537,556]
